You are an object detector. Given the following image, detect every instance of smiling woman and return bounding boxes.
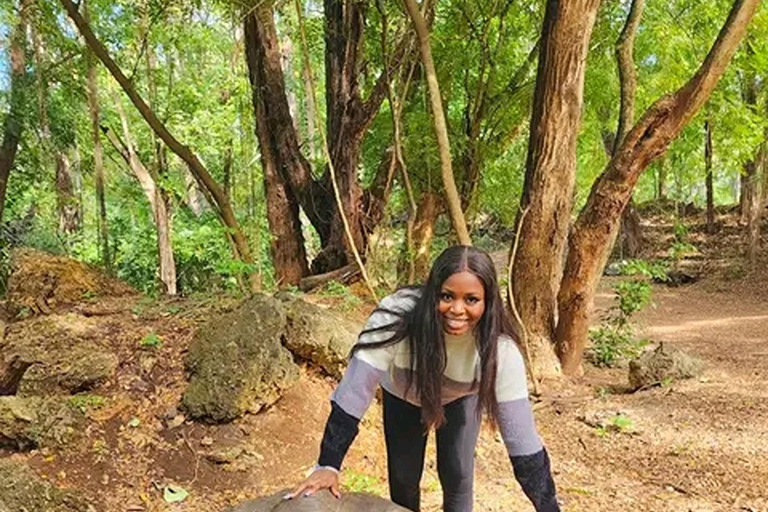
[287,245,561,512]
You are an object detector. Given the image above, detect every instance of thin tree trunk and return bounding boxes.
[109,99,177,295]
[402,0,470,246]
[412,191,442,282]
[512,0,602,379]
[657,158,668,200]
[55,152,80,233]
[740,48,758,225]
[0,0,31,223]
[60,0,256,288]
[555,0,759,375]
[705,119,715,233]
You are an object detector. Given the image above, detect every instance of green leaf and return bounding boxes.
[163,485,189,503]
[127,417,141,428]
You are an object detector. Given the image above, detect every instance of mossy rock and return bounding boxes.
[0,458,89,512]
[225,490,408,512]
[182,294,299,422]
[629,342,703,390]
[0,396,83,450]
[4,315,118,396]
[278,293,359,379]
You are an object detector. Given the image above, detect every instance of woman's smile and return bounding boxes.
[437,271,486,335]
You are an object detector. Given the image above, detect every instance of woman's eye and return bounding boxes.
[440,293,452,301]
[466,297,479,305]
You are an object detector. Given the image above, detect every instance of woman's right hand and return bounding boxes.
[284,468,341,500]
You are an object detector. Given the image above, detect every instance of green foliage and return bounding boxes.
[595,413,635,437]
[342,470,386,495]
[139,332,162,349]
[319,280,362,311]
[67,394,106,414]
[588,260,656,367]
[618,259,670,282]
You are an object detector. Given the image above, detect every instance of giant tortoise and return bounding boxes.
[225,490,409,512]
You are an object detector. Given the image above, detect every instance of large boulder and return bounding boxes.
[182,294,300,422]
[0,396,83,450]
[5,248,136,316]
[2,314,118,396]
[279,293,360,378]
[225,490,408,512]
[0,458,89,512]
[628,342,703,390]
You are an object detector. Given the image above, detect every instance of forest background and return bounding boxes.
[1,0,767,379]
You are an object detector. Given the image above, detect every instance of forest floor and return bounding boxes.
[2,209,768,512]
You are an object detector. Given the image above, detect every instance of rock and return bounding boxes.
[628,342,703,390]
[0,396,83,450]
[205,445,244,464]
[225,490,408,512]
[5,248,136,317]
[182,294,299,422]
[3,314,118,396]
[0,458,89,512]
[279,295,360,378]
[15,341,118,396]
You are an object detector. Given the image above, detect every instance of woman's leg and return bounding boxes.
[436,393,481,512]
[383,390,428,512]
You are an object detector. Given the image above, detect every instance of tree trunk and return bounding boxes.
[657,158,668,200]
[740,51,758,225]
[0,0,30,223]
[55,153,80,233]
[403,0,470,246]
[85,7,110,269]
[555,0,759,375]
[243,0,413,279]
[512,0,602,379]
[107,100,177,295]
[412,191,442,282]
[244,6,310,286]
[60,0,256,288]
[705,119,715,233]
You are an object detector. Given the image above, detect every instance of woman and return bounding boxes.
[287,246,560,512]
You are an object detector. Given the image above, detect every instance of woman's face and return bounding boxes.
[437,271,486,336]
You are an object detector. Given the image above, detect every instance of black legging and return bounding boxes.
[383,390,481,512]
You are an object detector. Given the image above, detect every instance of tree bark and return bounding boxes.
[55,153,80,233]
[705,119,715,233]
[657,158,668,200]
[412,191,442,282]
[60,0,256,288]
[85,0,110,270]
[108,99,177,296]
[403,0,470,246]
[243,0,417,280]
[740,50,758,225]
[244,6,310,286]
[512,0,602,379]
[555,0,759,375]
[0,0,30,223]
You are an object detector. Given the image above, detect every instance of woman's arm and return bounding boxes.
[288,290,417,498]
[496,339,561,512]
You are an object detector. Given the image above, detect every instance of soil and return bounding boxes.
[1,211,767,512]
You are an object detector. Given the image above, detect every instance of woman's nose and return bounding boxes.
[449,300,464,314]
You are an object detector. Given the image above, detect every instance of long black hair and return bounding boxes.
[350,245,518,429]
